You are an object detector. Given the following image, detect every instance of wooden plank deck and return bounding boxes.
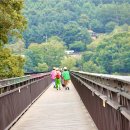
[10,82,98,130]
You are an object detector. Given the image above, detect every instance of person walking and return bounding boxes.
[51,67,56,88]
[62,67,70,90]
[55,68,61,90]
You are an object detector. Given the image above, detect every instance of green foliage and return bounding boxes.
[23,0,94,48]
[94,4,130,32]
[24,45,42,72]
[24,36,65,72]
[41,40,65,69]
[61,57,77,70]
[0,0,27,45]
[83,61,106,73]
[82,26,130,74]
[48,36,64,44]
[90,19,104,33]
[69,41,86,52]
[6,39,25,54]
[0,0,27,78]
[63,22,92,47]
[1,0,130,76]
[82,51,94,62]
[105,22,117,33]
[0,47,25,78]
[23,0,130,47]
[88,0,130,5]
[34,63,48,72]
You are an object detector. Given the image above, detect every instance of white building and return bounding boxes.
[65,50,74,55]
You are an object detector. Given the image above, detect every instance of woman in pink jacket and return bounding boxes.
[51,67,56,88]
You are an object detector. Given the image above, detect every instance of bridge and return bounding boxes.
[0,71,130,130]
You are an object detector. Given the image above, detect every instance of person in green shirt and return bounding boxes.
[62,67,70,90]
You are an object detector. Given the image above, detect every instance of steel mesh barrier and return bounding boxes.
[71,72,130,130]
[0,73,51,130]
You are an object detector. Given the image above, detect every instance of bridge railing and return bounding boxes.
[0,75,31,94]
[71,71,130,130]
[0,73,51,130]
[0,76,31,86]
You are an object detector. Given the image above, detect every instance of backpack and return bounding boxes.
[56,73,60,79]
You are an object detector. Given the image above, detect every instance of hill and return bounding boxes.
[23,0,130,50]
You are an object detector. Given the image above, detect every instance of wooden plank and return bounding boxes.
[10,82,98,130]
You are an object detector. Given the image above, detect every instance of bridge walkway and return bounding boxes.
[10,82,98,130]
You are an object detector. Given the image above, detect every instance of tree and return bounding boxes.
[84,26,130,74]
[23,0,130,46]
[6,39,25,54]
[61,57,77,70]
[0,0,26,78]
[105,21,117,33]
[34,63,48,72]
[83,61,106,73]
[41,39,65,69]
[0,47,25,78]
[96,31,130,73]
[95,4,130,33]
[24,36,65,72]
[82,51,93,61]
[24,48,42,72]
[23,0,93,48]
[0,0,27,45]
[69,41,86,52]
[90,19,104,33]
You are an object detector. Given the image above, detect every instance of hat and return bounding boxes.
[56,68,59,71]
[53,67,56,70]
[64,67,67,70]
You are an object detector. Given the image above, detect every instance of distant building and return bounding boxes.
[65,50,74,55]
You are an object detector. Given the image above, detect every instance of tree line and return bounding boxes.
[23,0,130,50]
[0,0,130,78]
[82,25,130,74]
[0,0,26,78]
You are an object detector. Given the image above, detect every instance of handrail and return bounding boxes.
[0,75,31,87]
[0,72,51,130]
[0,73,50,94]
[71,70,130,93]
[71,71,130,130]
[72,71,130,83]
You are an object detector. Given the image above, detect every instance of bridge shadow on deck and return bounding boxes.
[10,82,98,130]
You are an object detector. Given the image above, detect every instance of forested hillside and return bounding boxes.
[1,0,130,77]
[82,25,130,74]
[23,0,130,49]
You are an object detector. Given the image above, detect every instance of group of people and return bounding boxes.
[51,67,70,90]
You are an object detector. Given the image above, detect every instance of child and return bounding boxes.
[55,68,61,90]
[51,67,56,88]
